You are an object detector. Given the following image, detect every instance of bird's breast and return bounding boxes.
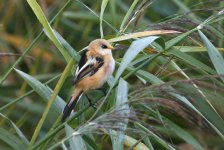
[104,58,115,78]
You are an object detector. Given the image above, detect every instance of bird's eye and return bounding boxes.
[101,44,108,49]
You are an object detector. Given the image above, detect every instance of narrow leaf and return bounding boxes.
[0,128,27,150]
[100,0,109,38]
[110,78,129,150]
[108,30,180,43]
[27,0,70,62]
[166,28,196,49]
[0,113,29,145]
[168,48,216,74]
[82,134,99,150]
[143,105,204,150]
[198,30,224,82]
[114,36,159,82]
[130,67,224,138]
[174,46,224,53]
[119,0,139,32]
[54,30,80,61]
[167,120,204,150]
[15,69,66,114]
[124,134,149,150]
[135,123,175,150]
[65,124,87,150]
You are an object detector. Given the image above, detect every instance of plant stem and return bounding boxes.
[0,0,72,85]
[0,74,60,112]
[29,59,75,146]
[0,32,43,85]
[31,95,103,149]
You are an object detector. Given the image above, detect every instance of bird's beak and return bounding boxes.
[108,45,114,50]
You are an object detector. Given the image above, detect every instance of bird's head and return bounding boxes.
[88,39,114,55]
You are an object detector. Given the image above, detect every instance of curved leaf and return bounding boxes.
[198,30,224,82]
[0,128,27,150]
[27,0,70,62]
[114,36,159,83]
[108,30,179,43]
[15,69,66,114]
[0,113,29,145]
[110,78,129,150]
[100,0,109,38]
[65,124,87,150]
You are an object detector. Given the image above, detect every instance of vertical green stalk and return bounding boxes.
[0,32,43,85]
[0,0,72,86]
[100,0,109,38]
[29,59,75,146]
[119,0,139,33]
[31,94,103,149]
[27,0,70,62]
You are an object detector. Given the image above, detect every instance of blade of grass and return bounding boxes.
[142,105,204,150]
[63,11,100,21]
[119,0,139,32]
[174,46,224,53]
[109,78,129,150]
[54,30,80,61]
[108,30,180,43]
[65,124,87,150]
[198,30,224,82]
[15,69,65,114]
[123,29,197,80]
[0,0,72,85]
[109,0,117,26]
[128,66,224,138]
[0,32,43,85]
[167,120,204,150]
[75,0,118,33]
[115,36,159,81]
[168,48,216,74]
[0,96,43,114]
[166,28,196,49]
[82,134,99,150]
[100,0,109,38]
[124,135,149,150]
[170,60,219,112]
[135,123,175,150]
[0,128,27,150]
[29,59,74,145]
[171,0,199,22]
[27,0,70,62]
[198,8,224,28]
[0,113,29,145]
[116,30,223,134]
[32,95,103,149]
[104,129,149,150]
[0,74,60,112]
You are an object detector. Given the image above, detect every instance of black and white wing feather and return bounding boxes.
[72,51,104,85]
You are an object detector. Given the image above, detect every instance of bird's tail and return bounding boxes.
[62,88,83,122]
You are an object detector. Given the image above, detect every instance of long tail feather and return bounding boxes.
[61,89,83,122]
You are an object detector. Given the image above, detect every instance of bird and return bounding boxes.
[62,39,115,122]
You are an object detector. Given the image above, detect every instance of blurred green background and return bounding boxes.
[0,0,224,149]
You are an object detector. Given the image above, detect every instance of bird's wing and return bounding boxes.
[73,52,104,85]
[75,50,87,76]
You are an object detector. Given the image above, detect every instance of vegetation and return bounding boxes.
[1,0,224,149]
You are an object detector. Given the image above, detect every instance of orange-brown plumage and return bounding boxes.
[62,39,115,122]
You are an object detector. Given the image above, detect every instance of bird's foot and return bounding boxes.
[85,94,97,110]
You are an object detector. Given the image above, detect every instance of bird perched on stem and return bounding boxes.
[62,39,115,122]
